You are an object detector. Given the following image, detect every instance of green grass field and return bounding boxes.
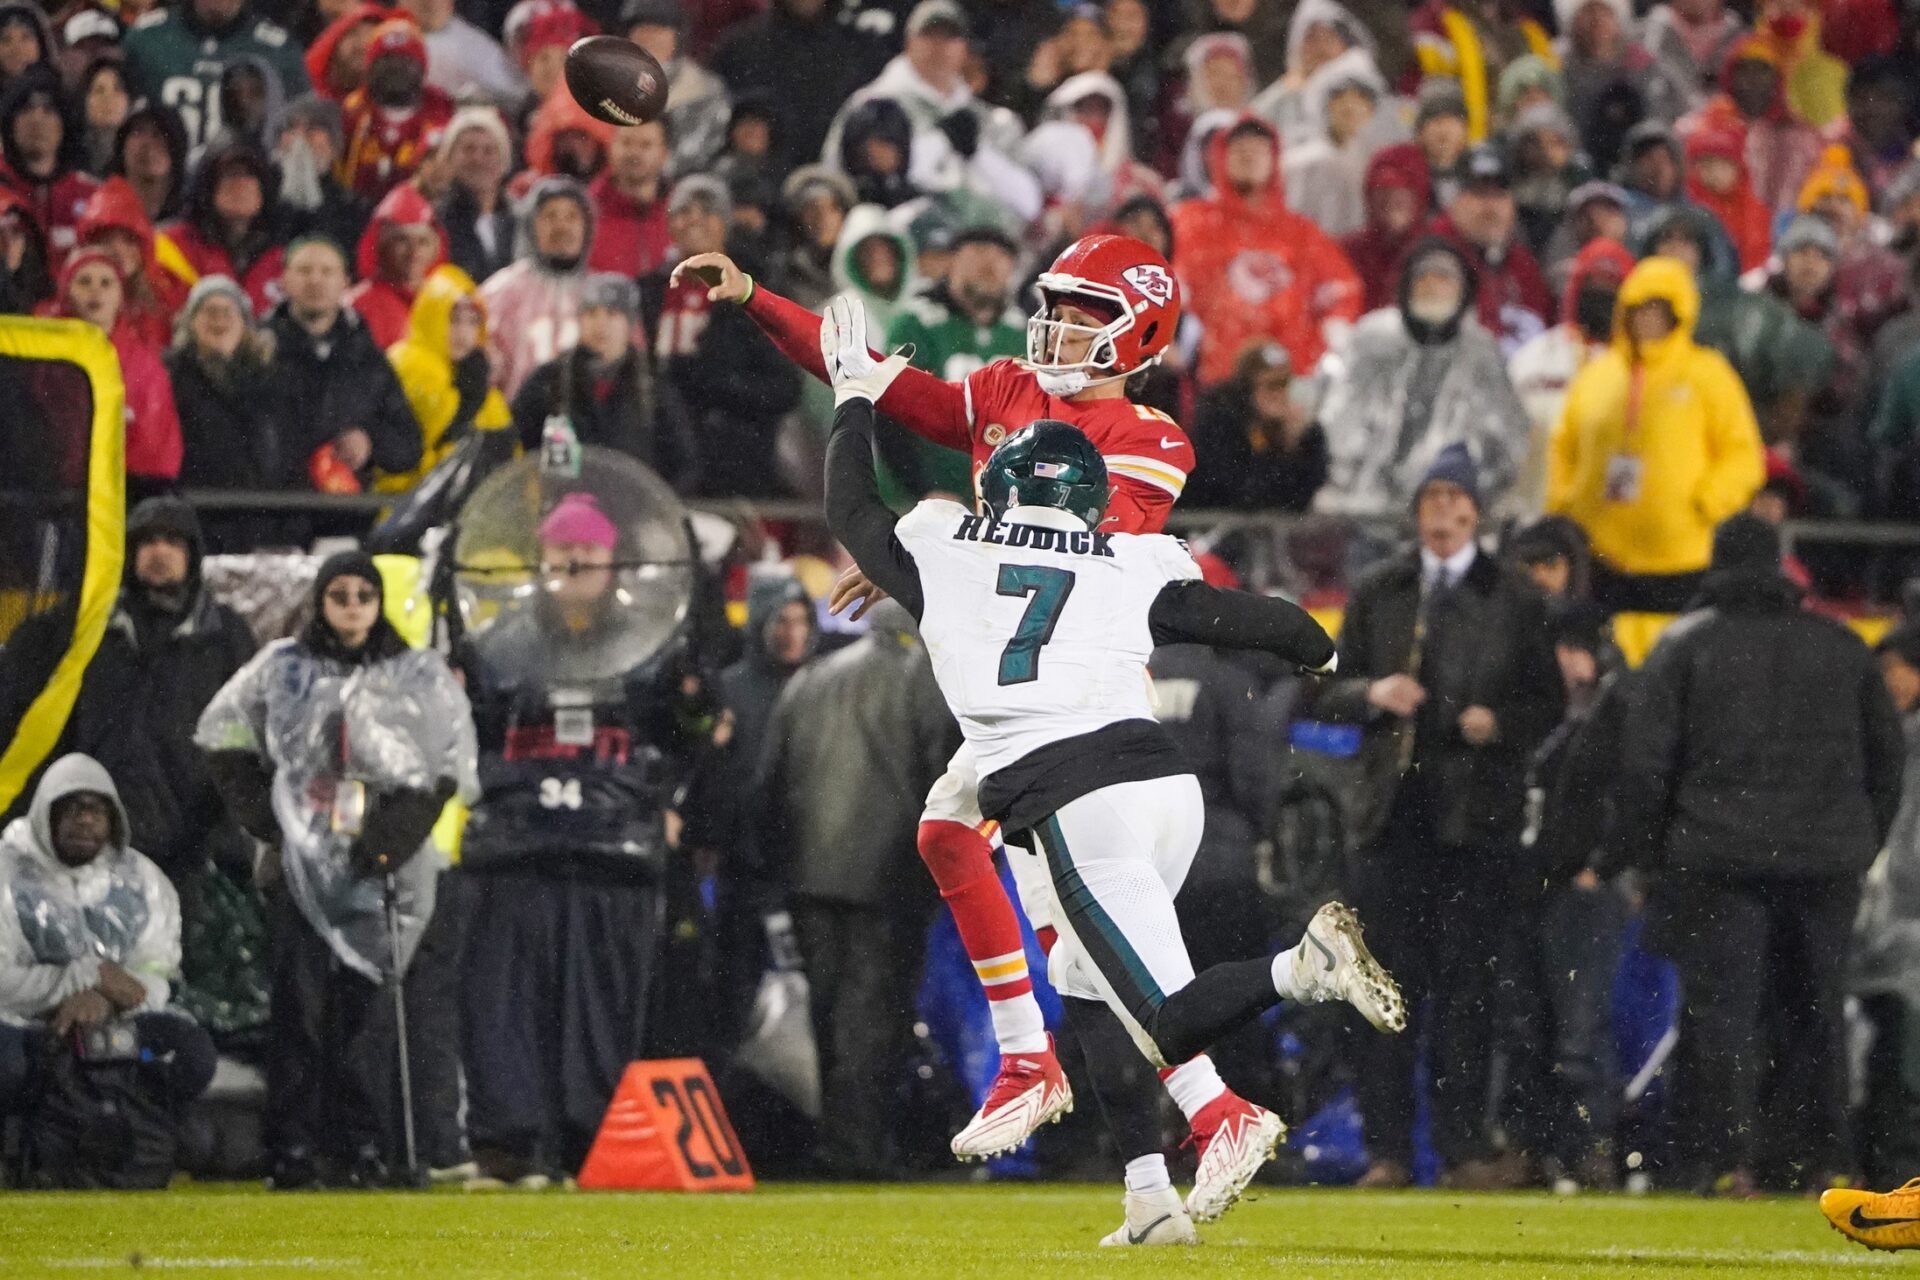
[0,1184,1895,1279]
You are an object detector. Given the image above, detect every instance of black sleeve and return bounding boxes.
[365,354,425,475]
[651,374,701,493]
[1486,587,1565,757]
[824,396,924,618]
[510,360,556,452]
[1600,646,1687,877]
[1147,580,1335,671]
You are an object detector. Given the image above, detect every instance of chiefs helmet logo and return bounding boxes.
[1121,264,1175,306]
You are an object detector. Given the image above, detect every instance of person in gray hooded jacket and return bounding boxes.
[1315,237,1531,523]
[0,754,216,1115]
[748,598,958,1174]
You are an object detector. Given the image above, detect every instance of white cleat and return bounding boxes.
[1185,1097,1287,1223]
[1099,1187,1200,1247]
[949,1039,1074,1161]
[1293,901,1407,1033]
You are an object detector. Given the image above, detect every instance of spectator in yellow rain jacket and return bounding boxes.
[1547,255,1765,612]
[376,263,513,492]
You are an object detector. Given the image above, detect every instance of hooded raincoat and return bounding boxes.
[1170,114,1362,386]
[378,263,511,491]
[0,755,181,1026]
[477,175,592,399]
[347,181,450,349]
[1315,237,1529,516]
[1547,256,1765,575]
[76,176,190,350]
[155,139,287,315]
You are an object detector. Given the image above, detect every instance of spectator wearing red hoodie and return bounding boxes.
[1344,143,1432,312]
[1170,114,1362,389]
[588,117,670,277]
[306,3,399,101]
[76,175,190,350]
[1425,142,1553,353]
[1684,122,1771,272]
[157,139,287,315]
[347,181,448,348]
[336,19,454,201]
[54,247,182,495]
[0,64,100,270]
[1677,36,1822,214]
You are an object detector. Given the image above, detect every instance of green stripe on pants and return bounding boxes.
[1034,814,1165,1023]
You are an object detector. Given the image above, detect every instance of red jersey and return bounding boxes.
[744,285,1194,533]
[336,87,455,200]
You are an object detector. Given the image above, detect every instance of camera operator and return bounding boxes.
[197,551,479,1189]
[458,493,724,1186]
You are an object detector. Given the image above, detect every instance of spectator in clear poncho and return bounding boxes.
[196,551,478,1188]
[0,754,216,1121]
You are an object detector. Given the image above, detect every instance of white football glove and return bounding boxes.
[821,294,908,406]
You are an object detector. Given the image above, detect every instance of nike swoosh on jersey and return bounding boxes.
[1128,1214,1174,1244]
[1850,1206,1920,1230]
[1159,435,1180,449]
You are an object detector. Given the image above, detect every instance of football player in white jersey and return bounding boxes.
[817,298,1407,1244]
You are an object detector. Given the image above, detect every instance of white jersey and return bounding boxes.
[895,499,1201,781]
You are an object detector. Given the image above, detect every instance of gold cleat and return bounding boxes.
[1821,1179,1920,1251]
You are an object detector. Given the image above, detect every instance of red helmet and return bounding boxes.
[1026,233,1181,393]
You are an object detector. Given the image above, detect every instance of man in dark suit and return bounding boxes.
[1306,443,1563,1189]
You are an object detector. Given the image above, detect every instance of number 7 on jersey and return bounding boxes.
[996,564,1076,685]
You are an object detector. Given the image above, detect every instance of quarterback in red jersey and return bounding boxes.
[674,236,1284,1230]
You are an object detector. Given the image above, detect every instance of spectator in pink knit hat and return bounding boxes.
[538,491,620,615]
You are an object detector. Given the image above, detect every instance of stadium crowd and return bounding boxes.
[3,0,1920,1203]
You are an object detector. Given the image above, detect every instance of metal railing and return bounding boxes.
[166,488,1920,551]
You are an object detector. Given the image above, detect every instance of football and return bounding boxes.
[564,35,669,127]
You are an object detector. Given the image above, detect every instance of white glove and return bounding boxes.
[821,294,908,406]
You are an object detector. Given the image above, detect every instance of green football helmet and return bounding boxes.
[979,420,1111,529]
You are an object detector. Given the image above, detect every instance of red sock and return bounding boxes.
[919,819,1032,1001]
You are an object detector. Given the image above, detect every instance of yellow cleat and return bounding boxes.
[1821,1179,1920,1251]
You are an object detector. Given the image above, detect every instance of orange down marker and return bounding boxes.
[577,1059,755,1191]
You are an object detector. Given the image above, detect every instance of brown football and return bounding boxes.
[564,35,669,127]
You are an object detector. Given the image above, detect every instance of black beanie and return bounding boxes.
[312,549,384,610]
[1710,514,1780,574]
[125,495,205,595]
[1414,442,1481,510]
[304,549,405,662]
[127,495,203,554]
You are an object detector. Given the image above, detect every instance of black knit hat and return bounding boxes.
[1414,442,1481,510]
[303,549,406,661]
[1710,513,1780,574]
[313,549,383,608]
[127,495,203,556]
[1508,514,1587,566]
